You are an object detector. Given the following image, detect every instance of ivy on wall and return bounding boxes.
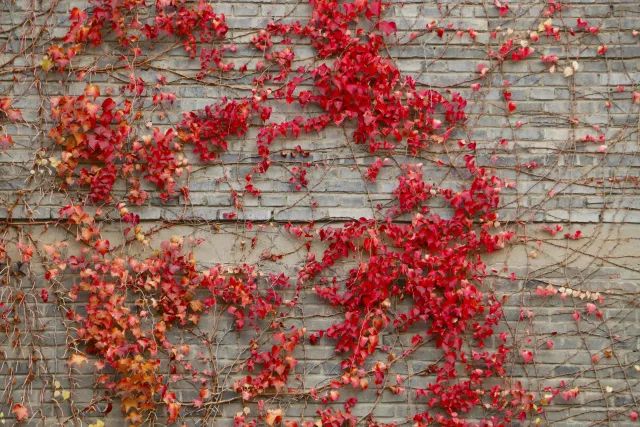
[1,0,639,425]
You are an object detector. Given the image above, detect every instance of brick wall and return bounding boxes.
[1,0,639,425]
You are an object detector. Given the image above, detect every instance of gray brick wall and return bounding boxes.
[0,0,639,425]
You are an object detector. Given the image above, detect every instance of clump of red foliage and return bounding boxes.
[38,0,538,425]
[48,87,187,204]
[300,157,524,424]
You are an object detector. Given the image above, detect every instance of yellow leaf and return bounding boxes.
[563,66,574,78]
[49,157,60,168]
[41,56,54,72]
[62,390,70,400]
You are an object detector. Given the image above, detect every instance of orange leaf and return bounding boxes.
[68,353,88,367]
[189,299,204,312]
[12,403,29,422]
[122,397,139,414]
[126,409,142,425]
[265,408,283,426]
[167,401,181,423]
[84,84,100,98]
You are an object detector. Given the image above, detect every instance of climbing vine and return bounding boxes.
[0,0,639,425]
